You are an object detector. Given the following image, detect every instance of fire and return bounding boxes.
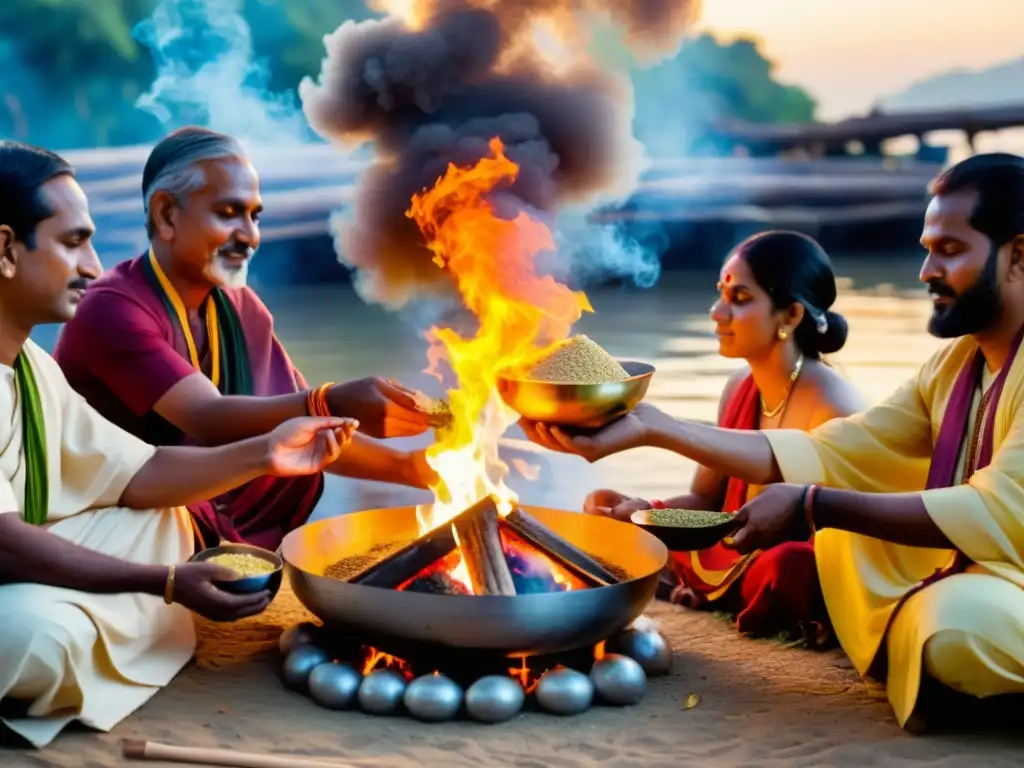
[361,646,413,679]
[406,137,592,559]
[507,657,541,695]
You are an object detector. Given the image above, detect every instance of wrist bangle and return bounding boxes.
[649,499,666,510]
[803,484,820,536]
[306,383,334,418]
[163,565,175,605]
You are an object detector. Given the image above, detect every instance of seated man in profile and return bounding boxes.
[55,126,439,551]
[0,139,356,747]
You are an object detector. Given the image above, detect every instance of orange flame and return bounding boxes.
[507,657,541,694]
[361,646,413,679]
[406,137,592,552]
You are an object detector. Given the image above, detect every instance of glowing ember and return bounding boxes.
[507,657,541,695]
[394,529,586,595]
[406,138,593,576]
[361,646,413,679]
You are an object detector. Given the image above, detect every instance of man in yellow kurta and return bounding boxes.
[0,140,357,748]
[521,152,1024,729]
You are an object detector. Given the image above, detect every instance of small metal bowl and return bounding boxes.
[629,509,739,551]
[189,542,284,598]
[496,360,655,429]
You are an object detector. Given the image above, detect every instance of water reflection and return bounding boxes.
[246,254,941,517]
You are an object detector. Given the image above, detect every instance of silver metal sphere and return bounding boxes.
[358,669,408,715]
[590,653,647,705]
[464,676,526,724]
[281,644,330,691]
[308,662,362,710]
[534,668,594,716]
[403,674,463,722]
[607,629,672,676]
[278,622,318,656]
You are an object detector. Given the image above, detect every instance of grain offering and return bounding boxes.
[415,393,453,430]
[525,335,629,384]
[209,552,277,578]
[646,509,734,528]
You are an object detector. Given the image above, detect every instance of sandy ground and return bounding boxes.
[7,576,1023,768]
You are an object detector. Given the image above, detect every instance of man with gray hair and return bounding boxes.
[55,126,438,550]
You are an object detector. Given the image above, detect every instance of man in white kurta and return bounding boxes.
[0,340,195,748]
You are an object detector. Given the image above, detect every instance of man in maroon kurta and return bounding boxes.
[54,126,435,550]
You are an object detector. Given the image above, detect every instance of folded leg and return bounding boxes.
[886,571,1024,727]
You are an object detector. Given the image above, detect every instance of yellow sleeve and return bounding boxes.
[925,408,1024,576]
[59,389,157,511]
[763,372,933,493]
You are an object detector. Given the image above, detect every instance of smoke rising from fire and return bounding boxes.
[300,0,701,309]
[134,0,311,146]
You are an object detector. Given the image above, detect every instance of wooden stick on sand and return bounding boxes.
[122,738,358,768]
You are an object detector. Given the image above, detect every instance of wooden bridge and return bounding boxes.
[713,103,1024,157]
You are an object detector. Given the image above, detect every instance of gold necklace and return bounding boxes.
[760,355,804,419]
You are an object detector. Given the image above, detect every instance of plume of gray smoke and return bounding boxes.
[134,0,310,145]
[299,0,700,309]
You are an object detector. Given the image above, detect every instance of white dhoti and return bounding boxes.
[0,343,196,747]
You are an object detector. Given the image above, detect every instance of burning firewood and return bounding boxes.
[452,498,517,596]
[346,497,502,590]
[504,508,622,587]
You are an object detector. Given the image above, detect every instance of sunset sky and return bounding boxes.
[698,0,1021,119]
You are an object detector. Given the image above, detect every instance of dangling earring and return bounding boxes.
[777,328,788,341]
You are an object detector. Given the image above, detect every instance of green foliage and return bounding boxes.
[630,33,817,155]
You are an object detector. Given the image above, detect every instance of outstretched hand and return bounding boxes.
[327,377,438,438]
[265,416,359,476]
[583,488,651,521]
[723,484,810,554]
[518,403,664,463]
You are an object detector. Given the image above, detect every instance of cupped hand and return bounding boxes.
[724,483,809,554]
[583,488,651,521]
[518,403,664,463]
[327,377,435,439]
[266,416,358,476]
[171,562,271,622]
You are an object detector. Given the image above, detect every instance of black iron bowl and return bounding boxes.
[189,542,284,599]
[629,509,739,551]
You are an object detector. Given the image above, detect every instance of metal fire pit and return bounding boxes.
[281,505,667,657]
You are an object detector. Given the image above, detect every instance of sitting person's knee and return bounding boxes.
[754,542,816,584]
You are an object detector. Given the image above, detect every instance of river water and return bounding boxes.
[240,251,943,519]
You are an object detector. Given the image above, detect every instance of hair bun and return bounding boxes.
[815,310,848,355]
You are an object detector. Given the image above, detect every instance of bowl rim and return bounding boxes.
[628,508,739,550]
[189,542,284,577]
[496,358,656,386]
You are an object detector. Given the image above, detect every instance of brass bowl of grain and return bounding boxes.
[497,335,655,429]
[189,542,284,599]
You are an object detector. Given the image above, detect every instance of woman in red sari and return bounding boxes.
[586,231,865,639]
